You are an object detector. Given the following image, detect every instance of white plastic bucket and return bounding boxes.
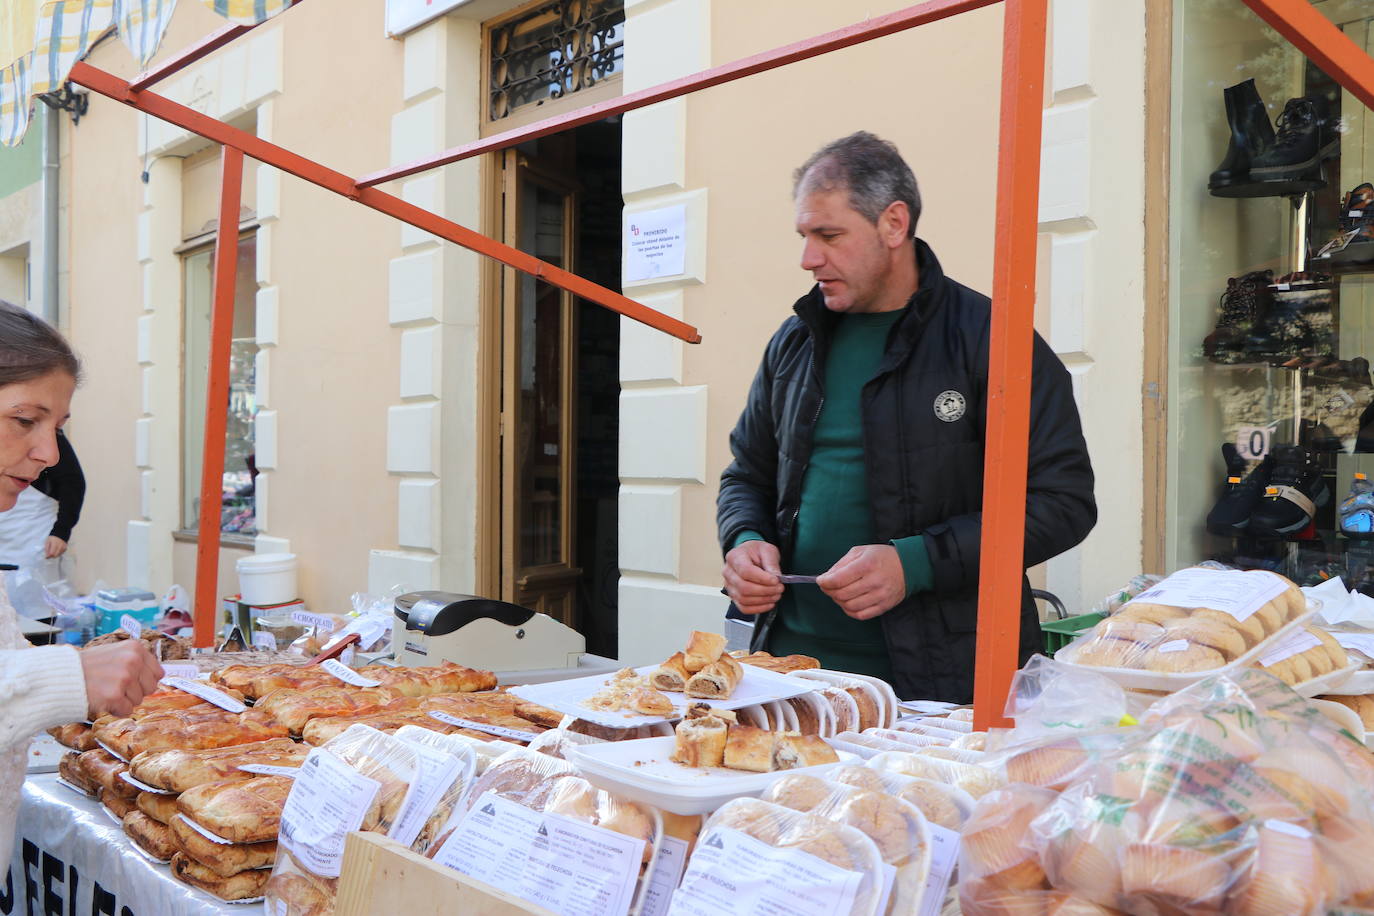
[236,553,298,607]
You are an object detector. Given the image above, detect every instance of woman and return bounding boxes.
[0,301,163,866]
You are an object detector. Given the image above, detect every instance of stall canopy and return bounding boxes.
[0,0,293,147]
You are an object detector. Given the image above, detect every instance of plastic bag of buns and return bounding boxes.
[960,667,1374,915]
[671,798,886,916]
[1320,693,1374,733]
[763,773,932,915]
[265,724,424,916]
[868,750,1006,799]
[828,763,974,831]
[1059,567,1311,678]
[390,725,477,856]
[427,746,663,915]
[1250,624,1350,688]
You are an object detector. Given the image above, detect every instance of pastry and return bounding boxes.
[733,651,821,673]
[682,631,727,673]
[171,814,278,877]
[650,652,691,691]
[136,790,179,825]
[722,725,774,773]
[1141,642,1225,673]
[685,654,744,699]
[1159,617,1247,660]
[123,810,177,860]
[171,853,271,901]
[100,789,137,819]
[47,723,96,751]
[1112,603,1188,626]
[895,779,963,830]
[254,685,405,734]
[513,702,565,729]
[629,686,675,716]
[58,751,97,794]
[773,733,838,769]
[827,765,886,793]
[79,748,138,800]
[177,775,295,844]
[670,715,729,768]
[130,737,308,792]
[359,662,498,697]
[766,774,834,812]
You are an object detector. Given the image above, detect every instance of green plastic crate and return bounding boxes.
[1041,612,1105,655]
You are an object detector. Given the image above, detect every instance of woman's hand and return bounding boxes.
[79,640,164,718]
[43,536,67,558]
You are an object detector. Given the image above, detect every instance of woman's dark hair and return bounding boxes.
[0,300,81,387]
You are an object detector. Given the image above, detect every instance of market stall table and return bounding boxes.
[9,773,259,915]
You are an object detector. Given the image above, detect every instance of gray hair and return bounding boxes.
[793,131,921,235]
[0,300,81,388]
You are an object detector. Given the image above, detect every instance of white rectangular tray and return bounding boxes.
[1313,667,1374,696]
[508,663,815,728]
[569,736,856,815]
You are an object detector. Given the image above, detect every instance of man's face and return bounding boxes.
[795,188,894,314]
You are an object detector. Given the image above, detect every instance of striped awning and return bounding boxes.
[0,0,294,147]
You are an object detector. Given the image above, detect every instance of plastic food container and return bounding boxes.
[235,552,297,606]
[94,587,158,636]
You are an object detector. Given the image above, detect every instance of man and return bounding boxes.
[717,131,1096,703]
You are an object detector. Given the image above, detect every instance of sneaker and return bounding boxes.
[1203,270,1272,363]
[1247,445,1330,537]
[1205,443,1273,536]
[1340,473,1374,539]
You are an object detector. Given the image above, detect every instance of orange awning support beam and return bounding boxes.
[1242,0,1374,112]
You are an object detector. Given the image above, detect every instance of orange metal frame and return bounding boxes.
[65,0,1068,726]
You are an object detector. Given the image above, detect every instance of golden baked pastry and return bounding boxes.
[358,662,498,697]
[732,651,821,673]
[682,631,727,673]
[723,725,775,773]
[254,685,405,734]
[774,733,838,769]
[1192,608,1266,647]
[767,774,834,812]
[79,748,138,800]
[670,715,728,768]
[129,737,307,792]
[47,723,96,751]
[827,764,885,794]
[1069,637,1143,668]
[1112,603,1188,626]
[123,810,178,860]
[170,813,278,877]
[1119,842,1230,909]
[1141,642,1225,673]
[171,853,271,901]
[513,702,565,729]
[1322,693,1374,730]
[177,775,295,844]
[58,751,97,794]
[136,791,179,825]
[895,779,962,830]
[100,789,137,819]
[685,654,744,700]
[1159,617,1246,660]
[650,652,691,691]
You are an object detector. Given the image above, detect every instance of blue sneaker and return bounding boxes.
[1341,472,1374,538]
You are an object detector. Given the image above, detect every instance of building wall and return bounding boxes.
[0,105,49,312]
[616,0,1151,664]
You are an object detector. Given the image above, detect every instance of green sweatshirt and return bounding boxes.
[735,309,933,681]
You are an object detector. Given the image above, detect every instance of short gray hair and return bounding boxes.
[793,131,921,235]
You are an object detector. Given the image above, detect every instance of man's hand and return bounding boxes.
[818,544,906,620]
[79,640,164,719]
[44,536,67,559]
[723,540,784,615]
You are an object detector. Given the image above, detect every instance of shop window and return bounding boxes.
[1169,2,1374,586]
[180,233,258,537]
[483,0,624,131]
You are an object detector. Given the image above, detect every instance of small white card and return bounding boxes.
[119,615,143,637]
[1258,629,1322,668]
[278,748,382,879]
[1127,568,1288,622]
[320,658,381,687]
[237,763,300,777]
[640,835,689,916]
[291,611,336,632]
[918,824,961,916]
[427,710,537,743]
[159,676,246,713]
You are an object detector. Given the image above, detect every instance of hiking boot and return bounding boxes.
[1247,445,1330,537]
[1205,443,1273,537]
[1203,270,1272,363]
[1243,96,1335,195]
[1248,271,1335,362]
[1209,79,1276,197]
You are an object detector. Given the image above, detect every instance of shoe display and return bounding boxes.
[1357,400,1374,453]
[1247,445,1330,537]
[1315,183,1374,266]
[1246,271,1335,363]
[1205,443,1274,537]
[1340,473,1374,539]
[1202,270,1272,363]
[1245,96,1335,191]
[1209,79,1276,197]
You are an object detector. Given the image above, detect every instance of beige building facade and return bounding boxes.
[44,0,1157,664]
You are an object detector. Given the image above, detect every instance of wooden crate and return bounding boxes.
[335,832,558,916]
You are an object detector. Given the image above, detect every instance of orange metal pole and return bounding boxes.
[973,0,1048,731]
[192,146,244,649]
[358,0,1001,188]
[66,62,701,344]
[1241,0,1374,112]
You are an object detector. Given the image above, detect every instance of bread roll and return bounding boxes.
[685,654,743,699]
[100,789,137,819]
[177,776,294,844]
[682,631,727,673]
[1159,617,1246,660]
[130,737,307,792]
[773,733,838,769]
[1141,643,1225,672]
[136,791,179,825]
[650,652,691,691]
[123,810,178,861]
[170,853,270,901]
[170,813,278,877]
[670,716,728,768]
[723,725,774,773]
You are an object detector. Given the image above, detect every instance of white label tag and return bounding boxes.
[176,814,235,846]
[1265,818,1312,838]
[641,835,689,916]
[427,710,538,743]
[322,615,391,653]
[292,611,336,632]
[433,792,645,916]
[918,824,961,916]
[159,676,247,713]
[668,826,863,916]
[1352,210,1365,217]
[1259,630,1322,668]
[1335,632,1374,658]
[238,763,300,777]
[320,658,382,687]
[873,862,897,916]
[160,663,198,680]
[388,743,462,848]
[1235,426,1273,462]
[1126,568,1287,622]
[278,748,382,879]
[119,771,174,794]
[1158,639,1189,654]
[119,615,143,638]
[252,631,278,650]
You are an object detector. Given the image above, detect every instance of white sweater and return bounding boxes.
[0,579,88,867]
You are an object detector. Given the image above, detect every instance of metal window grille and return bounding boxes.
[489,0,625,122]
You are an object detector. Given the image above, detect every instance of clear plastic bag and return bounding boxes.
[391,724,478,856]
[868,751,1006,800]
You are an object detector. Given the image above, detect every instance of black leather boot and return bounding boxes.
[1209,79,1275,197]
[1246,95,1335,194]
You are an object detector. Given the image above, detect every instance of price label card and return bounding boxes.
[640,835,689,916]
[161,663,199,680]
[1127,568,1288,622]
[387,743,463,848]
[159,676,246,713]
[433,791,644,916]
[238,763,301,777]
[119,615,143,637]
[252,630,278,650]
[1235,425,1273,461]
[918,825,961,916]
[291,611,336,632]
[427,710,537,743]
[321,615,391,653]
[1336,632,1374,658]
[320,658,382,687]
[1258,629,1322,668]
[668,827,863,916]
[278,749,381,878]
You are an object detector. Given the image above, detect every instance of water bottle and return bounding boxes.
[56,601,97,645]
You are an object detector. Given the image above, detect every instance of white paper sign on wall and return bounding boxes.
[624,205,687,283]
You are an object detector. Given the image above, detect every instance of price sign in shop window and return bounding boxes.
[1235,424,1277,462]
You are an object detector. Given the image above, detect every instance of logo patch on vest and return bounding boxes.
[933,390,966,422]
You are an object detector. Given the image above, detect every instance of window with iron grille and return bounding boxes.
[487,0,624,123]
